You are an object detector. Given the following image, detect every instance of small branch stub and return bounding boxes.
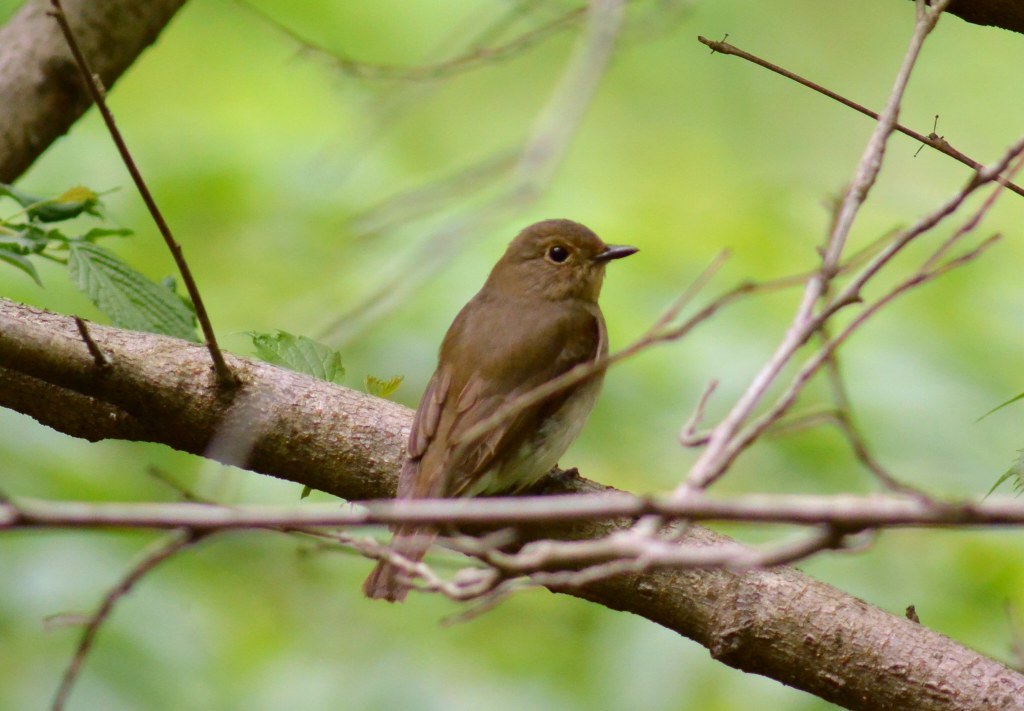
[73,316,110,369]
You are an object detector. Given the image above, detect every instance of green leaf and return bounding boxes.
[364,374,403,398]
[0,183,42,209]
[987,452,1024,498]
[0,230,42,254]
[0,249,42,286]
[0,184,103,223]
[67,242,199,341]
[248,330,345,383]
[78,227,133,243]
[300,485,313,499]
[159,275,196,316]
[977,392,1024,421]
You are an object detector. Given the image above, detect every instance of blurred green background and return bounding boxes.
[2,1,1024,709]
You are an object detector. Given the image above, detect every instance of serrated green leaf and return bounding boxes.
[364,374,403,398]
[248,330,345,383]
[0,249,41,286]
[67,242,198,341]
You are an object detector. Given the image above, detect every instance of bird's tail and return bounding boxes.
[362,529,437,602]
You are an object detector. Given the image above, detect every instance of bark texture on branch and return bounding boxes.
[1,298,1022,711]
[942,0,1024,34]
[0,0,188,183]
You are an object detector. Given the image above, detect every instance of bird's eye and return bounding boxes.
[546,245,570,264]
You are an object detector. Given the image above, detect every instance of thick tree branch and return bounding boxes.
[1,298,1022,710]
[933,0,1024,34]
[0,0,188,183]
[0,299,407,500]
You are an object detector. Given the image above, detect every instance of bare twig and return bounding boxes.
[51,530,197,711]
[514,0,625,187]
[48,0,235,388]
[679,379,718,447]
[701,231,1000,490]
[682,3,951,495]
[146,466,206,503]
[320,0,627,347]
[239,1,586,82]
[922,149,1024,271]
[696,34,1024,200]
[823,135,1024,316]
[679,11,1016,497]
[345,151,518,240]
[820,338,928,497]
[8,493,1024,530]
[513,525,848,587]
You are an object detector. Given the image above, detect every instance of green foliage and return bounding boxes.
[1,183,197,341]
[248,330,346,383]
[0,183,103,222]
[364,374,403,398]
[977,392,1024,421]
[67,242,199,341]
[976,398,1024,496]
[987,452,1024,497]
[0,242,41,285]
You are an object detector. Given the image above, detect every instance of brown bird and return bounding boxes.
[363,218,636,601]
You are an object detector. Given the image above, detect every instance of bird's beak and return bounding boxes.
[593,244,638,262]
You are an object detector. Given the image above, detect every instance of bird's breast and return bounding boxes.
[460,375,603,497]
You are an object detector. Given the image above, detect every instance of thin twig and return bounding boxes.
[51,530,198,711]
[73,317,110,369]
[823,136,1024,317]
[523,525,847,587]
[48,0,235,388]
[679,6,1006,497]
[9,492,1024,530]
[679,0,950,497]
[684,3,947,495]
[514,0,625,187]
[703,232,1002,489]
[146,466,207,503]
[679,379,718,447]
[239,0,586,82]
[697,35,1024,200]
[819,332,929,498]
[825,0,951,269]
[922,149,1024,272]
[345,151,518,240]
[319,0,626,347]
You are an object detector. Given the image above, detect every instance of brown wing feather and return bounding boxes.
[398,366,452,501]
[441,300,604,496]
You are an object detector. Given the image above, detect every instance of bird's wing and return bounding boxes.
[442,302,605,496]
